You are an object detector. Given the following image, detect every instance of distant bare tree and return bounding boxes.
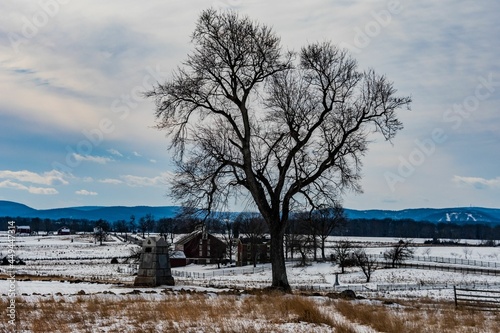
[288,212,316,262]
[128,215,136,233]
[219,216,236,265]
[125,245,142,264]
[147,9,411,290]
[354,248,377,283]
[462,246,473,260]
[236,213,268,267]
[94,219,110,246]
[332,239,355,273]
[114,220,128,236]
[138,214,155,238]
[383,239,415,268]
[311,205,346,261]
[294,233,315,267]
[157,218,178,243]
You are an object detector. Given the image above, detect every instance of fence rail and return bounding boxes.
[22,256,129,261]
[408,255,500,268]
[394,262,500,276]
[171,266,267,279]
[368,254,500,268]
[454,287,500,310]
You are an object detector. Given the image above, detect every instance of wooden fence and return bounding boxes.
[395,262,500,276]
[369,254,500,269]
[171,266,267,279]
[454,286,500,310]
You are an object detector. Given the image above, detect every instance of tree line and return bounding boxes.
[337,218,500,241]
[2,215,499,243]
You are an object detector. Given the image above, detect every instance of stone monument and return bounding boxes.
[134,236,175,287]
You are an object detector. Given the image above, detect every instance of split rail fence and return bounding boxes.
[454,286,500,310]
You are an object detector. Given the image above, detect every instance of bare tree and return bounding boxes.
[138,217,147,238]
[156,217,178,243]
[220,217,236,265]
[236,213,268,267]
[284,216,300,260]
[332,239,355,274]
[462,246,473,260]
[94,219,110,246]
[311,205,346,261]
[354,248,377,283]
[383,239,415,268]
[147,9,411,290]
[138,214,156,238]
[125,245,143,264]
[294,233,316,267]
[287,213,316,266]
[129,215,136,234]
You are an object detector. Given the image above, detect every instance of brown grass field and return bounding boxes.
[2,289,500,333]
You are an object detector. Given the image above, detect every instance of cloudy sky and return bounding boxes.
[1,0,499,211]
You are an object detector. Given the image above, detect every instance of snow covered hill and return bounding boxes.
[1,200,500,224]
[344,207,500,224]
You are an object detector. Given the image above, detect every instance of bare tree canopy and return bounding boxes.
[146,9,411,290]
[383,239,415,268]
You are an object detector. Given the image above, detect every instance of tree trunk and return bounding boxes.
[321,237,326,261]
[313,235,317,262]
[269,226,291,291]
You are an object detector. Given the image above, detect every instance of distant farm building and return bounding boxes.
[16,226,31,235]
[169,250,187,267]
[174,230,226,265]
[57,227,71,235]
[236,237,271,266]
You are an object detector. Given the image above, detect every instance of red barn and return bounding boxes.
[236,237,271,266]
[175,230,226,265]
[169,251,187,267]
[16,226,31,235]
[57,227,71,235]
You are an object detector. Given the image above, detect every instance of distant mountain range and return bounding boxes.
[1,200,500,224]
[343,207,500,224]
[0,200,180,222]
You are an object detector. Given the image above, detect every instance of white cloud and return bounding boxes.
[99,178,123,184]
[76,189,98,196]
[0,180,26,191]
[1,0,499,210]
[120,172,173,187]
[0,169,68,185]
[150,159,157,163]
[453,176,500,190]
[29,187,59,195]
[0,180,58,195]
[72,153,113,164]
[108,148,123,157]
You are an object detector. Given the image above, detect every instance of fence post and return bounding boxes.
[453,286,458,308]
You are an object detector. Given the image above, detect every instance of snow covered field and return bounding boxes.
[2,234,500,332]
[2,234,500,299]
[0,234,500,333]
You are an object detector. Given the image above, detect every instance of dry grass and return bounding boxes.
[334,298,500,333]
[3,291,343,333]
[1,291,499,333]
